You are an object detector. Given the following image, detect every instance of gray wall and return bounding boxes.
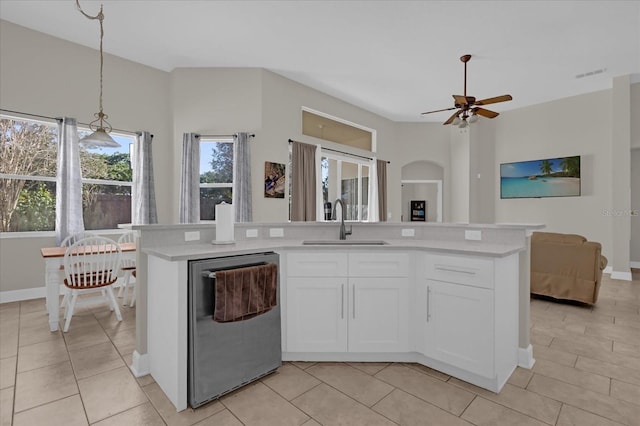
[0,20,171,293]
[0,19,637,295]
[493,90,614,259]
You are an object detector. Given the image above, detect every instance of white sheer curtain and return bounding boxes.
[55,117,84,245]
[132,131,157,224]
[179,133,200,223]
[233,132,252,222]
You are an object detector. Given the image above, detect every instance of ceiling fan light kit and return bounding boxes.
[422,54,512,128]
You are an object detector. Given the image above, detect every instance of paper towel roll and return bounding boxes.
[215,202,234,242]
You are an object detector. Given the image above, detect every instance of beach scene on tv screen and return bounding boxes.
[501,156,580,198]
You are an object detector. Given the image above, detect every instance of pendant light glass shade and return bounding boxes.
[79,127,120,148]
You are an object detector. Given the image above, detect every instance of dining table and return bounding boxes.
[40,241,136,331]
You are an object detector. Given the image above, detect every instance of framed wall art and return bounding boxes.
[264,161,286,198]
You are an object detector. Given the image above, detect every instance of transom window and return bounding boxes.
[199,138,234,220]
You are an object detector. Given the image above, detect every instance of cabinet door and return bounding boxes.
[424,279,494,377]
[348,278,409,353]
[286,277,347,352]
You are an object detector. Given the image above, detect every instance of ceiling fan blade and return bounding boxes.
[475,94,513,106]
[443,110,460,125]
[453,95,476,106]
[473,107,499,118]
[453,95,468,105]
[421,107,457,115]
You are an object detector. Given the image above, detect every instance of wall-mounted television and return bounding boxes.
[500,155,581,199]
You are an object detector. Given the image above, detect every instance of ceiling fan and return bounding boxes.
[421,54,512,127]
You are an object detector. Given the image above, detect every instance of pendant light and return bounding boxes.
[76,0,120,148]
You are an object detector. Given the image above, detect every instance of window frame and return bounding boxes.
[319,150,372,223]
[198,136,235,222]
[0,114,136,234]
[76,129,135,231]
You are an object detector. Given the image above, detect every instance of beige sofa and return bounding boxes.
[531,232,608,304]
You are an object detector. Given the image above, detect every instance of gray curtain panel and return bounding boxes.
[132,131,157,224]
[179,132,200,223]
[55,117,85,245]
[291,141,316,221]
[377,159,388,222]
[233,132,253,222]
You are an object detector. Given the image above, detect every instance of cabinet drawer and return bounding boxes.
[425,253,493,288]
[349,252,409,277]
[287,252,348,277]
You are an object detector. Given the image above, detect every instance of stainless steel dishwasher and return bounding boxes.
[188,252,281,408]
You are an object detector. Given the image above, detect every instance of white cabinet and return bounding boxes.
[349,277,409,352]
[285,248,518,392]
[286,277,347,352]
[286,251,410,354]
[418,252,517,384]
[348,252,410,353]
[422,279,493,376]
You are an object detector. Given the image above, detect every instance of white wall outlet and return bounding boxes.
[465,230,482,241]
[184,231,200,241]
[246,229,258,238]
[401,228,415,237]
[269,228,284,238]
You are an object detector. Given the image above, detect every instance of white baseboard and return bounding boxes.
[130,351,150,377]
[0,285,66,304]
[518,345,535,369]
[630,261,640,269]
[603,266,613,274]
[611,270,633,281]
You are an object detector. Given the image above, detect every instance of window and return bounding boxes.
[79,130,134,230]
[199,138,234,220]
[0,116,57,232]
[302,108,375,151]
[296,109,377,223]
[0,115,134,232]
[321,153,370,222]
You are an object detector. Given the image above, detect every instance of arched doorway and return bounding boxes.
[401,161,444,223]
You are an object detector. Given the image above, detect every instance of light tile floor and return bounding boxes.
[1,271,638,425]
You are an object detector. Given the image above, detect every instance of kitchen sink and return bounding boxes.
[302,240,389,246]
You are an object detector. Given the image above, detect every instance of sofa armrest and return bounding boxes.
[599,255,608,271]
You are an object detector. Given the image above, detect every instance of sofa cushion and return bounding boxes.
[531,232,587,245]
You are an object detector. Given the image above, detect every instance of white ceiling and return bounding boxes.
[1,1,639,122]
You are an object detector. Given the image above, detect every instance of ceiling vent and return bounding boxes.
[575,68,607,79]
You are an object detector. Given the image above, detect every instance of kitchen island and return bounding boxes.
[130,222,542,411]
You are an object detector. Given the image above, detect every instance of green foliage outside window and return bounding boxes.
[1,117,134,232]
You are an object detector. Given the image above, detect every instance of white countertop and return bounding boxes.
[143,238,526,262]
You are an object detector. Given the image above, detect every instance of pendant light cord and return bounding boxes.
[76,0,111,132]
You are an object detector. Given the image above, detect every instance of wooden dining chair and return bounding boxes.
[117,231,137,307]
[62,236,123,332]
[59,231,98,309]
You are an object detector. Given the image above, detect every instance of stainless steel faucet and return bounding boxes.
[332,199,353,240]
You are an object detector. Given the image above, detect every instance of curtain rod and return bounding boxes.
[0,108,138,136]
[288,138,390,164]
[197,133,256,139]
